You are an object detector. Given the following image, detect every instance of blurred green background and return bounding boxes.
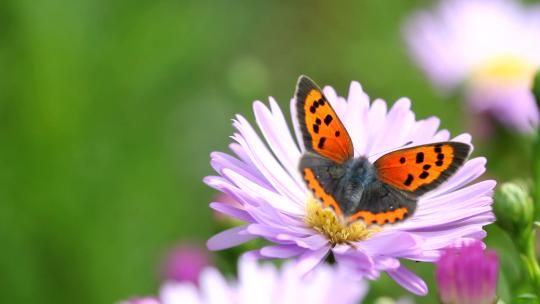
[0,0,536,303]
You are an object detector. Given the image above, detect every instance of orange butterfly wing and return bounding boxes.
[374,142,471,195]
[295,75,353,164]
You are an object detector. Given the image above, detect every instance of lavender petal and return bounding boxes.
[387,265,428,296]
[207,225,257,250]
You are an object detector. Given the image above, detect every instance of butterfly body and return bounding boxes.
[295,75,470,225]
[300,152,417,221]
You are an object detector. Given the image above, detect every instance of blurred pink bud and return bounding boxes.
[160,244,211,284]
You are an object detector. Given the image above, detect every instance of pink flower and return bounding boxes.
[436,241,498,304]
[405,0,540,133]
[205,78,495,295]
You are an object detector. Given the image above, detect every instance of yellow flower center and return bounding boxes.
[304,196,380,246]
[471,55,537,88]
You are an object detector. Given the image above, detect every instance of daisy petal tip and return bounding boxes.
[202,175,220,187]
[252,100,267,113]
[348,80,363,93]
[453,133,472,144]
[205,237,222,251]
[268,96,280,106]
[395,97,412,109]
[485,179,497,190]
[241,249,264,260]
[387,265,429,296]
[206,226,256,251]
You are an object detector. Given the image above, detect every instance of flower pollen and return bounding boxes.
[471,55,537,87]
[304,196,380,245]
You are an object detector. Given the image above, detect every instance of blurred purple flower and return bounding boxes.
[205,79,495,295]
[404,0,540,133]
[436,241,498,304]
[160,257,367,304]
[161,244,211,284]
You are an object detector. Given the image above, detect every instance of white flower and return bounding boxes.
[160,257,367,304]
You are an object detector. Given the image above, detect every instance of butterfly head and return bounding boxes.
[340,157,377,213]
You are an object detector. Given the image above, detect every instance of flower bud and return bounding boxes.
[436,241,498,304]
[493,182,533,235]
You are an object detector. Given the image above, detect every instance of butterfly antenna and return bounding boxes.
[367,141,414,159]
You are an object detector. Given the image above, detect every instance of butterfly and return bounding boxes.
[295,75,471,226]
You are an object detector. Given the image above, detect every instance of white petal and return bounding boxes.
[344,81,370,156]
[253,99,303,186]
[222,168,303,215]
[199,268,233,304]
[160,281,202,304]
[233,116,305,203]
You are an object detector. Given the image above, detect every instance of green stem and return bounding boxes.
[535,141,540,222]
[517,227,540,298]
[534,71,540,221]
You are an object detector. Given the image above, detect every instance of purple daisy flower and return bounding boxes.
[436,241,498,304]
[404,0,540,133]
[205,78,495,295]
[133,257,366,304]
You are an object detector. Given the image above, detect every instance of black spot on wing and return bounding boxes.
[407,142,471,197]
[404,174,414,186]
[318,137,326,149]
[415,152,424,163]
[324,114,333,126]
